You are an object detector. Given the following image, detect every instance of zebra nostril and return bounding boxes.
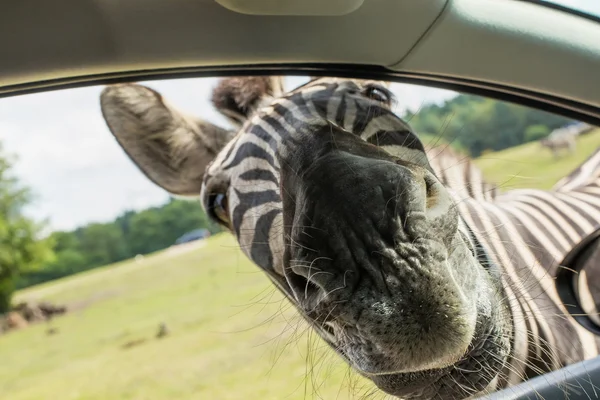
[323,321,336,336]
[324,321,336,330]
[286,271,322,306]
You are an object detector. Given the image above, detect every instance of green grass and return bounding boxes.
[1,235,380,400]
[474,128,600,191]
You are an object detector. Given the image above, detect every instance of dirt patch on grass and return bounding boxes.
[67,288,125,312]
[0,300,67,335]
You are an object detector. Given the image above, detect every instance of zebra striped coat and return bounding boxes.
[100,76,600,399]
[429,144,600,388]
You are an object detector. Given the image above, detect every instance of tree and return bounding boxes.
[0,144,54,313]
[524,124,551,142]
[126,198,221,255]
[76,223,129,268]
[16,193,223,289]
[404,94,574,157]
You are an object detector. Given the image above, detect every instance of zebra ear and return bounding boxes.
[100,83,235,197]
[211,76,285,128]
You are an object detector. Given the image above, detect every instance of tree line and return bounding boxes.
[16,199,222,290]
[404,93,574,157]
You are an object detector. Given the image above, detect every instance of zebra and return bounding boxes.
[540,133,577,158]
[99,76,600,399]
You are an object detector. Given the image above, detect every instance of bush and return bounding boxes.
[0,144,54,313]
[524,124,551,142]
[0,276,15,316]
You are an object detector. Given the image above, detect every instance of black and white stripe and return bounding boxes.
[205,78,600,395]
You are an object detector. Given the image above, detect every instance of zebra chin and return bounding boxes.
[296,242,513,400]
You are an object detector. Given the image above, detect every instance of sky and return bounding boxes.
[542,0,600,17]
[0,77,457,232]
[0,0,598,233]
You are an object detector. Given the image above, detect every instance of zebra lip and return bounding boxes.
[360,367,449,399]
[352,357,453,379]
[362,337,495,398]
[355,323,496,387]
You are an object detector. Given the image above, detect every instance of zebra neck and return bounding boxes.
[457,190,600,385]
[489,186,600,274]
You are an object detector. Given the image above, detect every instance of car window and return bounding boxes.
[0,75,598,400]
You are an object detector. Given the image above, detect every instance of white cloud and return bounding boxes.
[390,83,457,115]
[0,76,455,232]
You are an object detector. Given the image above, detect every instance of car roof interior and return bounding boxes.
[2,0,600,119]
[2,1,600,398]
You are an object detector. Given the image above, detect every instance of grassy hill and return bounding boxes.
[1,235,382,400]
[474,128,600,190]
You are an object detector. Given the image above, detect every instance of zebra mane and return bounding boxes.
[211,76,284,127]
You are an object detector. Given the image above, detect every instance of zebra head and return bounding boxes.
[100,77,512,399]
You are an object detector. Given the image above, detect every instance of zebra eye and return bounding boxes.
[363,85,391,104]
[208,193,230,226]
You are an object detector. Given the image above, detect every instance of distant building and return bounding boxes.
[174,228,211,245]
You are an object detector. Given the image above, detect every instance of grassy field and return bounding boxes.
[2,129,600,400]
[0,235,381,400]
[473,128,600,190]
